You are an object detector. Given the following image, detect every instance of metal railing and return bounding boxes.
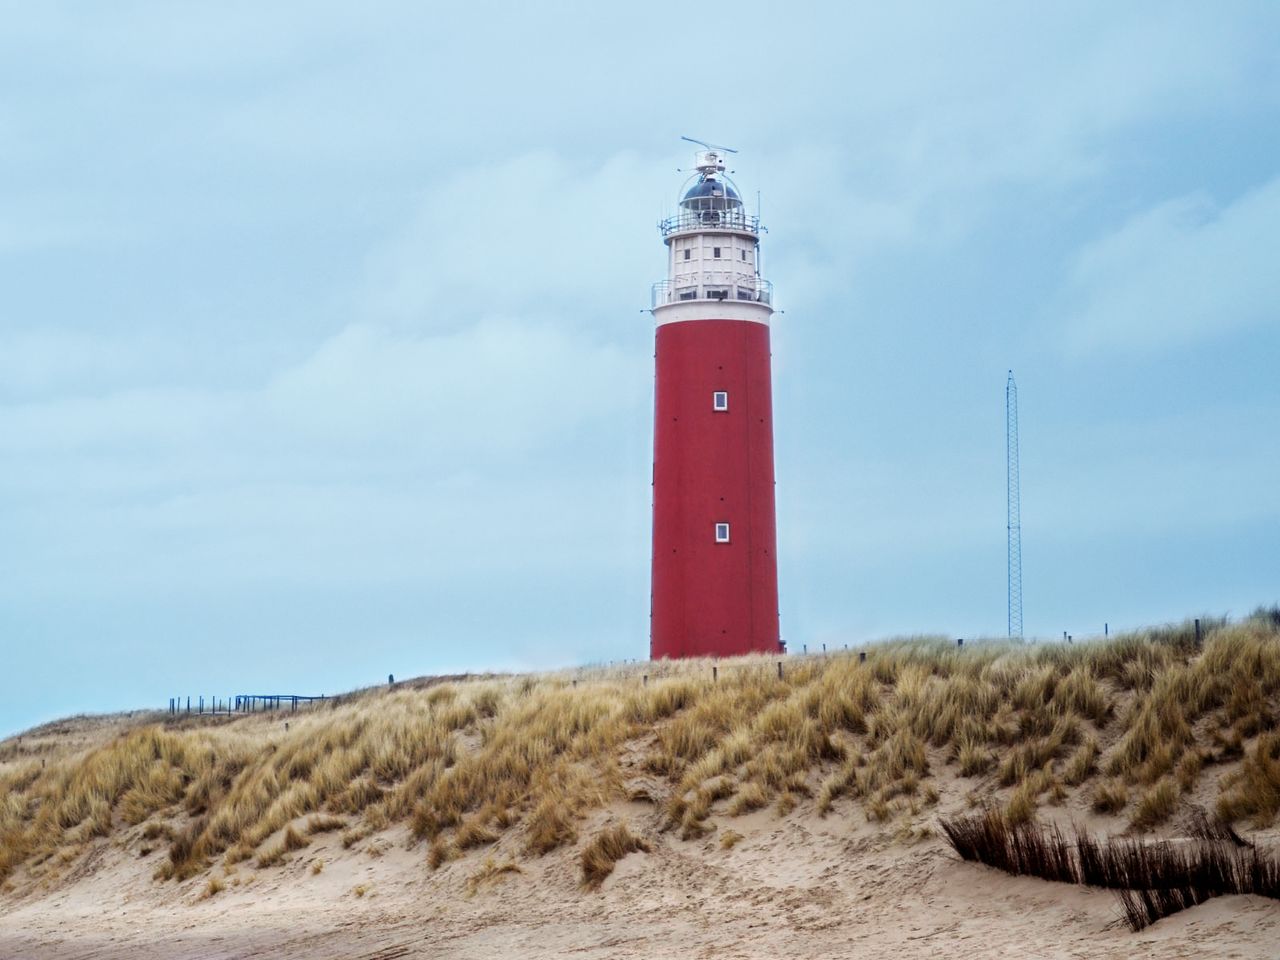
[651,277,773,309]
[659,210,762,237]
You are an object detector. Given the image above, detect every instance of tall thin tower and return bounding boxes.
[648,142,781,659]
[1006,371,1023,639]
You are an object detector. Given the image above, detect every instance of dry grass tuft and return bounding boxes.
[156,816,208,881]
[1217,731,1280,827]
[1005,778,1040,826]
[454,816,500,851]
[1092,780,1129,815]
[727,782,767,817]
[256,824,309,868]
[775,790,799,816]
[1062,738,1098,786]
[720,829,743,850]
[340,826,372,850]
[523,799,579,856]
[1131,778,1180,830]
[141,822,174,842]
[465,857,522,896]
[957,737,994,778]
[580,823,651,889]
[305,814,346,835]
[427,838,459,871]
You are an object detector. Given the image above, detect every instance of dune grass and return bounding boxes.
[465,856,522,897]
[1,611,1278,892]
[580,823,650,889]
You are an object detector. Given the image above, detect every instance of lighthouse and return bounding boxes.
[649,143,781,660]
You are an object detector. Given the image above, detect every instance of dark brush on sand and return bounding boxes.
[940,809,1280,930]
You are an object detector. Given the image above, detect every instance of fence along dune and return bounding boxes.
[1,609,1278,898]
[940,807,1280,930]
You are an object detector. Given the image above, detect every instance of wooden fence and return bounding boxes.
[167,694,327,716]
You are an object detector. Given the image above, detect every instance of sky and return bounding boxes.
[2,1,1278,736]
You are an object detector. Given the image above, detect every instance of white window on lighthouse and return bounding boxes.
[715,523,730,543]
[712,391,728,411]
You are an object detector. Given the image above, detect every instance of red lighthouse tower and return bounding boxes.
[650,143,781,660]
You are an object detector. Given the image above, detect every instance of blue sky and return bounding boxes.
[2,2,1278,736]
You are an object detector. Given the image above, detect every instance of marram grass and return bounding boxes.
[2,610,1279,891]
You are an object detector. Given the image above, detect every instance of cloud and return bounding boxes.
[0,317,649,597]
[262,318,643,458]
[0,330,188,399]
[360,150,667,329]
[3,1,1280,737]
[1028,406,1280,538]
[0,141,656,613]
[1058,175,1280,354]
[753,7,1274,247]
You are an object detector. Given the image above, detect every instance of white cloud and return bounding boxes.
[3,1,1280,735]
[1059,176,1280,353]
[1027,406,1280,539]
[0,330,190,398]
[262,318,644,458]
[361,150,668,329]
[0,316,650,596]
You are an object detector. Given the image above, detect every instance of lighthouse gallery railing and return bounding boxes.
[651,277,773,309]
[658,210,762,238]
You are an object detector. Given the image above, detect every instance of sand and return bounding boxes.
[3,797,1278,960]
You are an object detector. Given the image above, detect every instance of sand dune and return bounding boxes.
[3,783,1278,958]
[4,620,1280,957]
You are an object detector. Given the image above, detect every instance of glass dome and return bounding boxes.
[680,176,743,213]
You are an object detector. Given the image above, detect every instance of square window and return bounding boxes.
[712,391,728,411]
[713,246,721,258]
[714,522,730,543]
[683,249,691,260]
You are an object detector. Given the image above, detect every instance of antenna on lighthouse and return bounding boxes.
[680,136,739,154]
[680,137,738,180]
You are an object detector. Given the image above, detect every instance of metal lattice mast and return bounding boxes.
[1006,371,1023,639]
